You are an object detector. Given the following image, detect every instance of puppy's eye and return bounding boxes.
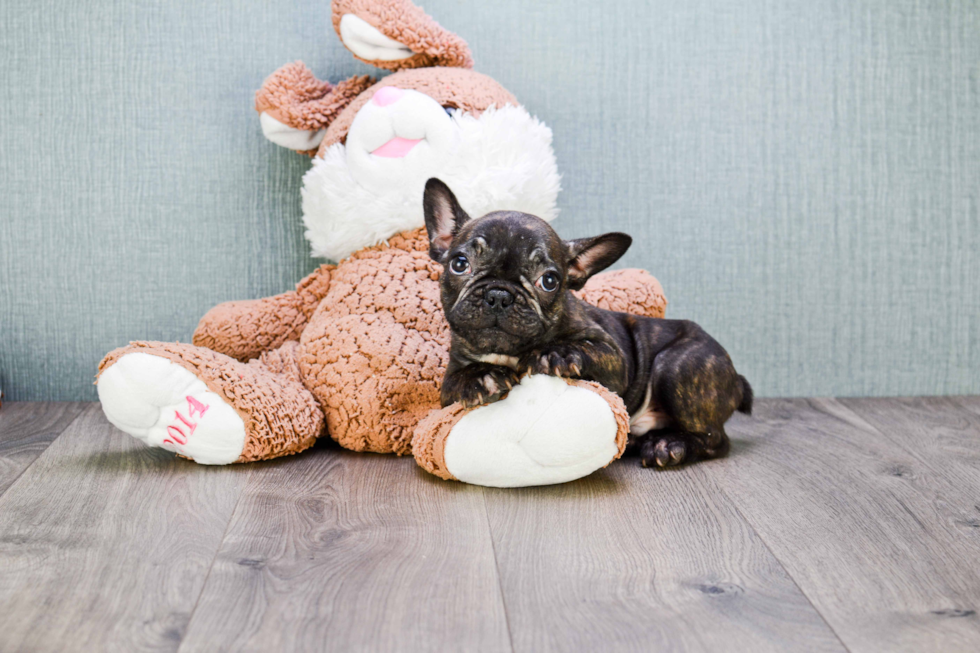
[450,254,470,275]
[536,271,560,292]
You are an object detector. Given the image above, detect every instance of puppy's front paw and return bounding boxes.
[444,364,522,409]
[458,367,522,408]
[522,346,585,378]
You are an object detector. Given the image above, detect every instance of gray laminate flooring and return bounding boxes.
[1,398,978,652]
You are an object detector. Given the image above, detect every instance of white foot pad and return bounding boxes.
[97,353,246,465]
[444,375,621,487]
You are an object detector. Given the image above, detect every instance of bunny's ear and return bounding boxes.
[331,0,474,71]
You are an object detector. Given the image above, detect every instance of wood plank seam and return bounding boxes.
[717,398,980,650]
[714,476,853,653]
[832,398,979,491]
[0,403,89,501]
[482,488,517,653]
[0,405,251,651]
[177,472,251,653]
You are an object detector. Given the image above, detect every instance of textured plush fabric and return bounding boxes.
[253,2,502,156]
[98,228,663,465]
[574,269,667,317]
[88,0,667,475]
[577,379,632,458]
[255,65,374,152]
[412,402,467,480]
[192,264,335,362]
[284,227,658,455]
[302,104,560,261]
[253,65,516,155]
[298,229,448,454]
[331,0,473,70]
[98,341,324,463]
[412,378,632,483]
[252,42,539,265]
[3,0,979,401]
[318,68,517,151]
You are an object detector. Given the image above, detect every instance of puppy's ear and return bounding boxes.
[423,178,471,262]
[564,233,633,290]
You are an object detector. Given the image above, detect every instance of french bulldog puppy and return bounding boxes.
[422,178,753,468]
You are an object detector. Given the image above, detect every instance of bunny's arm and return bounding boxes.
[255,62,374,155]
[575,269,668,319]
[192,264,335,362]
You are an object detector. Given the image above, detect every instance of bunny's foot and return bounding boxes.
[412,375,629,487]
[98,352,246,464]
[97,342,324,464]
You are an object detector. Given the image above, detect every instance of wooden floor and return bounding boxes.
[0,398,979,652]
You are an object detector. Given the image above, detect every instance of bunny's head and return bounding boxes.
[256,0,560,261]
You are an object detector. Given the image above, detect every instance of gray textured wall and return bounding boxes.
[1,0,978,401]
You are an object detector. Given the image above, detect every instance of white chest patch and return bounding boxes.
[475,353,520,369]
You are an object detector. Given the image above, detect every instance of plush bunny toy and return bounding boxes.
[96,0,667,487]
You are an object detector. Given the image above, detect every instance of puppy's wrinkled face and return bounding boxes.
[438,211,567,354]
[423,178,633,357]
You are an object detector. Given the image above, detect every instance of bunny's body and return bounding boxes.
[96,0,668,486]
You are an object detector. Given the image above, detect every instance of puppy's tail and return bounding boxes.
[736,375,754,415]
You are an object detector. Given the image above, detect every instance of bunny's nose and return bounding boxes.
[484,288,515,314]
[372,86,404,107]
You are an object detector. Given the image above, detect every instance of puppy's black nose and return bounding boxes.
[484,288,514,313]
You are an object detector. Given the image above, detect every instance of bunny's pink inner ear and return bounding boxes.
[331,0,474,71]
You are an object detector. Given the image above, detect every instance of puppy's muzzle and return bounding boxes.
[484,287,515,315]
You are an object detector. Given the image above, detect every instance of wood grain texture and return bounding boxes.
[4,399,980,651]
[838,396,980,491]
[0,404,248,652]
[716,399,980,652]
[177,447,511,653]
[483,461,845,652]
[0,402,86,496]
[954,396,980,416]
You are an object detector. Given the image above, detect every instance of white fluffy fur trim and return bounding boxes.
[300,105,561,261]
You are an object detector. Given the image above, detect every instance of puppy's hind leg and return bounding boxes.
[638,326,740,468]
[637,426,730,468]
